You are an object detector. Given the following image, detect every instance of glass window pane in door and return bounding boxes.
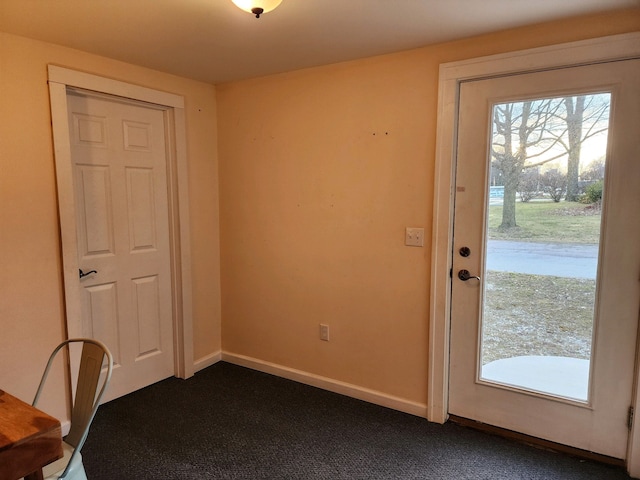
[479,93,611,402]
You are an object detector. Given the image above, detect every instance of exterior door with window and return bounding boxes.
[448,60,640,459]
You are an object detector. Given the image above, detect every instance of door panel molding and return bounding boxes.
[48,66,194,380]
[429,32,640,474]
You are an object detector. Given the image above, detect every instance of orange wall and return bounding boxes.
[0,32,221,418]
[216,9,640,408]
[0,7,636,421]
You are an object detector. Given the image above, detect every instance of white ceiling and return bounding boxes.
[0,0,637,84]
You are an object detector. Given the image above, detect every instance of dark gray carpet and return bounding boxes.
[82,362,631,479]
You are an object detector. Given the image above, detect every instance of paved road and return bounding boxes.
[486,240,598,279]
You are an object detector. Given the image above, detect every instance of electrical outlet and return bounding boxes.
[319,324,330,341]
[405,227,424,247]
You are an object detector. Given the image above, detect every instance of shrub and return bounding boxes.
[540,169,567,203]
[581,180,604,204]
[517,169,540,203]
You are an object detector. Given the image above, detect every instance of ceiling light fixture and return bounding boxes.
[231,0,283,18]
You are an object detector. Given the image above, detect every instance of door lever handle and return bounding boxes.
[458,269,481,282]
[79,269,98,279]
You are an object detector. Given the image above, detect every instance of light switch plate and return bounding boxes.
[405,227,424,247]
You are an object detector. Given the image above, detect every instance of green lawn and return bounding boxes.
[488,201,601,244]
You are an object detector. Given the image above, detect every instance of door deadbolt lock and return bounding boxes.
[459,246,471,257]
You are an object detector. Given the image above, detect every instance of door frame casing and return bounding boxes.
[48,65,194,380]
[429,32,640,473]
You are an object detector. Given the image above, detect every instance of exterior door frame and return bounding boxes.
[48,65,194,380]
[429,32,640,474]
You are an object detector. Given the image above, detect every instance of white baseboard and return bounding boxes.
[221,351,428,418]
[61,420,71,436]
[194,350,222,373]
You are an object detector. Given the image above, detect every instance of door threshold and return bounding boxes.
[448,415,625,468]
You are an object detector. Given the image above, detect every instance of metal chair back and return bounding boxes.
[33,338,113,478]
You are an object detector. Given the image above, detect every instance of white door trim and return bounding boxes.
[48,65,194,380]
[429,32,640,473]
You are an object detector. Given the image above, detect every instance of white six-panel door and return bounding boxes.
[68,91,174,401]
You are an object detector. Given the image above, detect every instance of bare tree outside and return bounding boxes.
[491,99,565,229]
[581,157,606,182]
[557,96,610,201]
[540,169,567,203]
[517,168,540,203]
[490,93,610,229]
